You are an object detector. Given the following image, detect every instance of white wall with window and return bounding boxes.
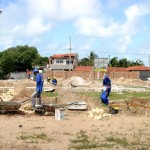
[54,59,65,64]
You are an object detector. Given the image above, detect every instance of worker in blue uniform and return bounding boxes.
[102,74,111,96]
[52,76,57,86]
[31,68,44,108]
[100,83,111,105]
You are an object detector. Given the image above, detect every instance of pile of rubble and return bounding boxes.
[88,108,112,120]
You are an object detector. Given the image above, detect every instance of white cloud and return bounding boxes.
[106,0,129,9]
[116,35,132,52]
[11,25,24,33]
[0,37,13,50]
[26,0,101,21]
[59,0,101,20]
[75,2,150,38]
[25,17,51,36]
[26,0,58,19]
[75,17,119,37]
[125,4,150,20]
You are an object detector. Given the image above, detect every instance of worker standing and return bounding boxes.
[31,68,44,108]
[26,69,31,79]
[102,74,111,96]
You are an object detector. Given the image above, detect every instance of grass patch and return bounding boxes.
[42,91,58,97]
[69,130,114,150]
[106,136,129,148]
[105,133,150,150]
[78,91,150,101]
[17,132,53,143]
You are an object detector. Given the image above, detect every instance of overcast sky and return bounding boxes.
[0,0,150,66]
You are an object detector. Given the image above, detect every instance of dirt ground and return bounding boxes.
[0,77,150,150]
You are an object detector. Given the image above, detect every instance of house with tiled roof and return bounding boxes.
[127,66,150,80]
[49,53,78,71]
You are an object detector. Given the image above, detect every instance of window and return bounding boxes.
[66,60,73,64]
[56,59,63,63]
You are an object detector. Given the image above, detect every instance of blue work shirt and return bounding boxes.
[103,77,111,86]
[52,79,57,86]
[35,73,44,93]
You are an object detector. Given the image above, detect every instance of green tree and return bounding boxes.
[79,51,98,66]
[131,59,144,66]
[88,51,98,61]
[0,45,39,78]
[34,56,49,66]
[109,57,119,67]
[118,58,131,67]
[109,57,144,67]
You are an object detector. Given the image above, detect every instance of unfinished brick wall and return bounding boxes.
[44,70,139,79]
[109,72,139,79]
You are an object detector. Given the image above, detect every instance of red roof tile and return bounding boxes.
[127,66,150,71]
[74,66,93,72]
[50,53,76,59]
[107,67,128,72]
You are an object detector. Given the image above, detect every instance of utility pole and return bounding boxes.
[149,54,150,67]
[69,36,72,71]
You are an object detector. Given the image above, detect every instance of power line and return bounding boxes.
[38,48,150,56]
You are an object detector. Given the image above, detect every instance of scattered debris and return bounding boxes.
[88,108,112,120]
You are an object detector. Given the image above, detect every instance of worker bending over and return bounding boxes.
[100,83,111,105]
[52,76,57,86]
[102,74,111,96]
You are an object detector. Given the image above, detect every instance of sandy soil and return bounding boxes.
[0,112,150,150]
[0,77,150,150]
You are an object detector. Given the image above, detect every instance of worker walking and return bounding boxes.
[102,74,111,96]
[31,68,44,108]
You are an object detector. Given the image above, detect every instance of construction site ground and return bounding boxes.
[0,76,150,150]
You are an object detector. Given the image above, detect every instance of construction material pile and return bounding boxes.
[61,76,91,87]
[88,108,112,120]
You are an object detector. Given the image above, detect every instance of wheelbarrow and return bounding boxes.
[0,97,21,113]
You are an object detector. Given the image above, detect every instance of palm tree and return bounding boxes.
[79,51,98,66]
[109,57,119,67]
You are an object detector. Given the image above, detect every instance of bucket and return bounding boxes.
[55,108,65,120]
[109,106,119,114]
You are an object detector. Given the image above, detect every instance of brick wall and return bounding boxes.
[45,70,139,79]
[109,72,139,79]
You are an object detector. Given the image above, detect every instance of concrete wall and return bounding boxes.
[139,71,150,81]
[9,70,139,80]
[45,70,139,80]
[9,72,34,79]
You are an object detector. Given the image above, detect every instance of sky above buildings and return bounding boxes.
[0,0,150,66]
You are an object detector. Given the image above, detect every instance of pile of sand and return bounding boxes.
[0,89,16,101]
[61,76,90,87]
[113,77,147,86]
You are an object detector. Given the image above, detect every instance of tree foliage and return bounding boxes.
[109,57,144,67]
[79,51,98,66]
[0,45,39,78]
[34,56,49,66]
